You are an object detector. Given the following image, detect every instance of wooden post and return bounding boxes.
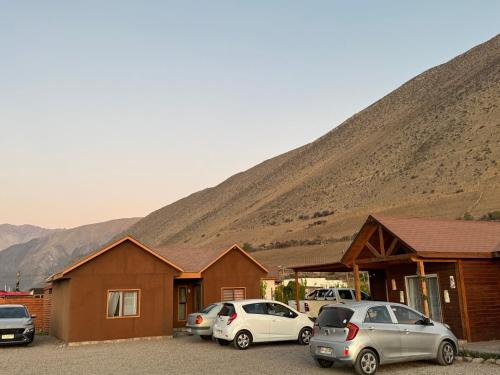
[353,263,361,301]
[294,271,301,312]
[456,260,471,342]
[417,260,430,317]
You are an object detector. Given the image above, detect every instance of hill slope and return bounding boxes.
[0,218,140,289]
[128,35,500,268]
[0,224,60,252]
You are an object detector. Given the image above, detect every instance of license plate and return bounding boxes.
[319,346,333,355]
[1,334,15,340]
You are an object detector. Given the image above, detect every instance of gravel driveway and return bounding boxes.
[1,335,498,375]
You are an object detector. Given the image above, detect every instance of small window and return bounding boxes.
[267,303,297,318]
[221,287,246,301]
[178,287,187,321]
[338,289,353,300]
[107,290,139,318]
[243,303,268,315]
[364,306,392,324]
[391,305,424,325]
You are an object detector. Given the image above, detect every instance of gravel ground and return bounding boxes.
[1,335,499,375]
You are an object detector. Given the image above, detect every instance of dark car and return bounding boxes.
[0,305,35,346]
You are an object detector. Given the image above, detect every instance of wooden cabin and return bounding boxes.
[290,215,500,342]
[48,236,268,343]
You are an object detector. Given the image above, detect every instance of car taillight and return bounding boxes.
[346,323,359,341]
[304,303,310,312]
[227,313,237,325]
[195,315,203,325]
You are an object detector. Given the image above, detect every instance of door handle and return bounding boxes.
[403,329,410,334]
[368,326,375,331]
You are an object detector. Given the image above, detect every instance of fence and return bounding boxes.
[0,290,52,333]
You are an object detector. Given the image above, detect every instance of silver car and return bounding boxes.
[310,301,458,375]
[186,303,223,340]
[0,304,36,346]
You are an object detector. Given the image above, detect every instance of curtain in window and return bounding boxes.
[108,291,121,317]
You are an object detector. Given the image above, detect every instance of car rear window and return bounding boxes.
[0,307,29,319]
[200,304,217,314]
[316,289,328,298]
[218,303,235,316]
[317,306,354,328]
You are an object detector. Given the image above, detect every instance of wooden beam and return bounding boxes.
[294,271,301,313]
[353,263,361,301]
[356,253,413,265]
[365,242,382,258]
[344,224,378,265]
[378,225,385,256]
[456,260,471,342]
[416,260,430,317]
[386,238,398,256]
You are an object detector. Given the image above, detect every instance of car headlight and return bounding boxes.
[23,327,34,334]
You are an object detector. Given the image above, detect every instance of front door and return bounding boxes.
[267,303,298,340]
[405,275,442,321]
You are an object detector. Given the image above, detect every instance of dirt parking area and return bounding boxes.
[1,335,499,375]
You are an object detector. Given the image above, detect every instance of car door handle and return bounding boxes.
[367,326,375,331]
[403,329,410,334]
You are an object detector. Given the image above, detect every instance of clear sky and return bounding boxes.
[1,1,499,228]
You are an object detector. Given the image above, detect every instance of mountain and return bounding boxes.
[127,35,500,268]
[0,218,140,289]
[0,224,60,252]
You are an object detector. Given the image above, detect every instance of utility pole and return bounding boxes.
[15,271,20,292]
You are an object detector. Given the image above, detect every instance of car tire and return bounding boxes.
[200,335,212,341]
[217,338,230,346]
[354,348,378,375]
[298,327,312,345]
[315,358,334,368]
[233,330,252,350]
[436,341,455,366]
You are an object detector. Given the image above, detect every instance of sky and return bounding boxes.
[1,1,499,228]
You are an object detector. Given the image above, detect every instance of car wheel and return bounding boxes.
[315,358,334,368]
[233,330,252,350]
[436,341,455,366]
[200,335,212,341]
[217,338,230,346]
[354,349,378,375]
[298,327,312,345]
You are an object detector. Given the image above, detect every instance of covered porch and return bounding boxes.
[289,215,500,342]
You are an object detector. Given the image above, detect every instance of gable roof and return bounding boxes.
[361,215,500,258]
[48,236,184,281]
[154,244,269,273]
[48,237,268,282]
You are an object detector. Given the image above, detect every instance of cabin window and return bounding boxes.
[178,287,187,321]
[107,290,140,318]
[221,287,246,301]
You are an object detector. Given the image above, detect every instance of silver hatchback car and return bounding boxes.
[310,301,458,375]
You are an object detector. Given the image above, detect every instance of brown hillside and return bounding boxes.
[128,35,500,269]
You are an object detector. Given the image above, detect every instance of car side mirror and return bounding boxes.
[423,317,432,325]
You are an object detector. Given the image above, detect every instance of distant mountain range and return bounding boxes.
[0,224,61,252]
[0,218,140,289]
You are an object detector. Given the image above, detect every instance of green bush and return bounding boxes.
[274,280,306,304]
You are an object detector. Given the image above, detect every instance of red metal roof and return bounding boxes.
[0,291,32,297]
[372,214,500,256]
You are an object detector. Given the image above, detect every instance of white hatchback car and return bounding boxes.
[213,299,314,350]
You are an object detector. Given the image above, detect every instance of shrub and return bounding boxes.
[480,211,500,221]
[463,212,474,220]
[242,243,254,252]
[273,280,306,304]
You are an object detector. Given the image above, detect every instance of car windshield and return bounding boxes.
[317,306,354,328]
[200,304,217,314]
[0,307,29,319]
